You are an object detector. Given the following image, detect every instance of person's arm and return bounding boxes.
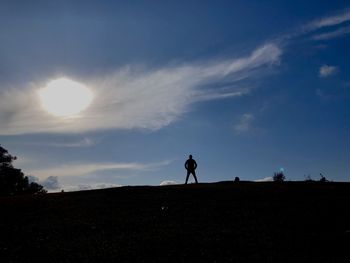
[194,160,197,170]
[184,160,188,169]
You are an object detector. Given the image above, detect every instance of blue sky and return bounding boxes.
[1,0,350,191]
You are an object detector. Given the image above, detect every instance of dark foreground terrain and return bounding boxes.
[1,182,350,262]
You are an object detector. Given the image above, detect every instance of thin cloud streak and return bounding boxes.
[312,25,350,40]
[48,137,97,147]
[277,8,350,43]
[28,160,172,179]
[16,137,99,148]
[304,9,350,31]
[0,43,281,135]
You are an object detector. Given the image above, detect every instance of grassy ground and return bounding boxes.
[1,181,350,262]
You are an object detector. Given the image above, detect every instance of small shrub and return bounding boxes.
[319,174,328,183]
[273,172,285,182]
[304,174,314,182]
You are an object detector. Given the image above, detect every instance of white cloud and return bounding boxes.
[160,180,177,186]
[312,25,350,41]
[28,160,171,179]
[0,43,281,135]
[234,113,255,134]
[319,65,338,78]
[40,176,61,190]
[254,176,273,182]
[27,175,39,183]
[27,175,61,191]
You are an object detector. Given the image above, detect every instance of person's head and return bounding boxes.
[189,154,193,159]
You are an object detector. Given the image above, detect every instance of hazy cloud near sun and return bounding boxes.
[0,43,281,135]
[2,8,349,136]
[0,10,350,137]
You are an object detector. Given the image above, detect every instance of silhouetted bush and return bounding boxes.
[304,174,314,182]
[0,145,46,196]
[234,177,240,182]
[319,174,328,183]
[273,172,285,182]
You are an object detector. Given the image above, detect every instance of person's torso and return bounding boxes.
[186,159,196,170]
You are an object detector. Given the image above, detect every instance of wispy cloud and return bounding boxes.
[40,137,97,147]
[28,160,172,179]
[0,43,281,135]
[2,7,350,137]
[16,137,98,148]
[234,113,255,134]
[312,25,350,40]
[319,65,338,78]
[304,9,350,31]
[278,9,350,43]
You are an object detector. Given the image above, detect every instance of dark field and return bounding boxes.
[1,182,350,262]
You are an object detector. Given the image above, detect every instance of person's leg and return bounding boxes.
[192,171,198,183]
[185,171,190,184]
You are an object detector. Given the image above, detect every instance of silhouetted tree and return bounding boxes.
[273,171,285,182]
[0,145,46,195]
[234,177,240,182]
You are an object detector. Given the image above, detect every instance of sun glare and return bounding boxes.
[39,78,93,117]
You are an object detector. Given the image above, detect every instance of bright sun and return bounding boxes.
[39,77,93,117]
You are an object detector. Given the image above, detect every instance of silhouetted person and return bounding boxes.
[185,154,198,184]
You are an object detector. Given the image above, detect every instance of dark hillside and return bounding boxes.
[1,182,350,262]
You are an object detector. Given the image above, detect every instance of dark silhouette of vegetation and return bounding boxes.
[273,171,285,182]
[304,174,314,182]
[319,173,329,182]
[304,174,330,182]
[234,176,240,182]
[0,145,46,196]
